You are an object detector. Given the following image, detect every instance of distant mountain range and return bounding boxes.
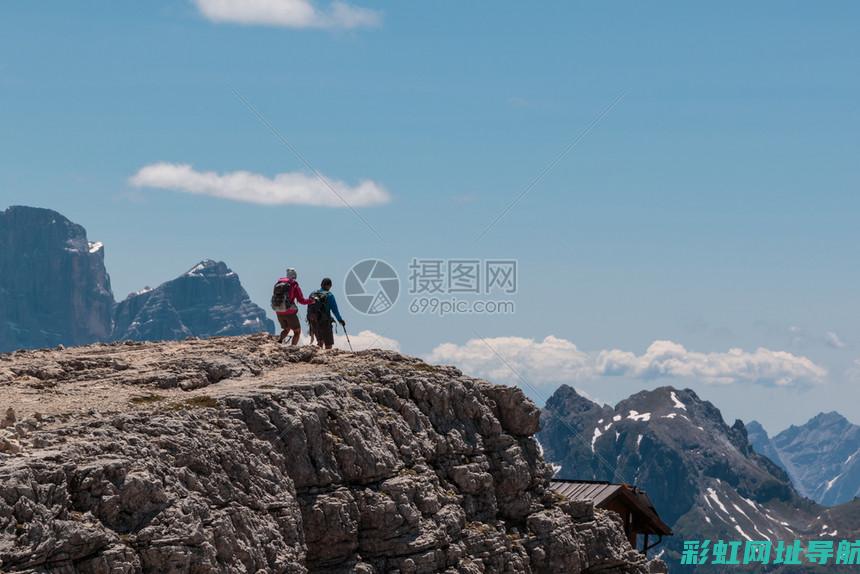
[0,206,273,353]
[539,385,860,572]
[748,413,860,506]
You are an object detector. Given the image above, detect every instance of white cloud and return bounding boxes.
[129,163,390,208]
[427,336,592,386]
[824,331,846,349]
[334,329,399,352]
[428,336,827,388]
[193,0,381,29]
[298,329,398,351]
[594,340,826,386]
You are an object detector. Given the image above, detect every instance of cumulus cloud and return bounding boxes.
[428,336,827,388]
[298,329,399,351]
[129,163,390,208]
[333,329,400,352]
[193,0,381,29]
[594,340,826,386]
[824,331,846,349]
[427,336,592,386]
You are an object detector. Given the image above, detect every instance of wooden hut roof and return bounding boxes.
[550,479,673,536]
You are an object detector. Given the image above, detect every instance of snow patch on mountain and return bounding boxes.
[706,487,729,514]
[670,391,687,410]
[627,410,651,422]
[734,524,753,542]
[591,427,603,452]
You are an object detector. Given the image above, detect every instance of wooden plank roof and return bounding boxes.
[550,480,673,536]
[549,480,623,506]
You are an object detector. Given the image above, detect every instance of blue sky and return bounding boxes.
[2,1,859,432]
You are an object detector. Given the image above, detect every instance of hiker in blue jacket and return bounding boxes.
[306,277,345,350]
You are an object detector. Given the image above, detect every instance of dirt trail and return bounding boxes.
[0,334,326,423]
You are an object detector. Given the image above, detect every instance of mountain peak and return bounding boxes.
[612,387,721,427]
[745,420,769,438]
[544,384,600,414]
[808,410,849,427]
[1,206,114,351]
[113,260,272,341]
[185,259,233,278]
[768,410,860,505]
[540,381,799,543]
[3,204,69,219]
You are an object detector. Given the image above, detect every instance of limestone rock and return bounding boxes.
[1,335,655,573]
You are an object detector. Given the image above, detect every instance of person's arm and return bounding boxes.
[294,283,312,305]
[328,293,345,324]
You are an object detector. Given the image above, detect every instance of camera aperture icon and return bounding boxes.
[344,259,399,315]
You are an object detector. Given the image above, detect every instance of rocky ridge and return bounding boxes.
[0,335,664,573]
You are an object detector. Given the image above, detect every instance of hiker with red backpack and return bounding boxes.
[271,268,312,345]
[306,277,346,350]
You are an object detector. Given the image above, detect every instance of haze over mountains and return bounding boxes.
[538,385,860,572]
[0,206,272,353]
[748,414,860,506]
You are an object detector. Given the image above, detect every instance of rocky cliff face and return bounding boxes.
[538,385,860,572]
[750,413,860,506]
[112,260,274,341]
[0,206,114,353]
[0,336,663,573]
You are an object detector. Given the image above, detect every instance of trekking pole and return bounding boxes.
[343,325,354,352]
